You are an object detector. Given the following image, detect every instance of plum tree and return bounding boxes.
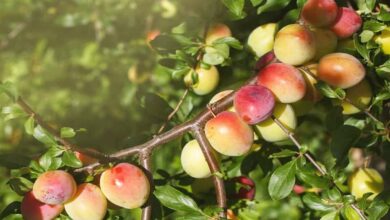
[340,79,372,115]
[234,85,275,124]
[348,168,384,200]
[232,176,256,200]
[247,23,277,57]
[184,66,219,95]
[301,0,338,27]
[273,24,316,65]
[257,63,306,103]
[318,53,366,88]
[330,7,362,39]
[205,111,253,156]
[65,183,107,220]
[21,192,64,220]
[32,170,77,205]
[181,140,213,178]
[256,103,297,142]
[75,151,99,166]
[100,163,150,209]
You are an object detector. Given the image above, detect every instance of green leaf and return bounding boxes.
[62,151,82,168]
[325,106,344,132]
[33,126,57,146]
[24,116,35,135]
[376,60,390,79]
[269,149,297,158]
[360,30,374,43]
[363,20,386,32]
[0,201,21,219]
[60,127,76,138]
[353,35,371,65]
[1,106,26,121]
[330,125,361,166]
[257,0,292,14]
[0,81,19,102]
[323,188,342,202]
[39,151,52,171]
[221,0,245,17]
[366,199,389,220]
[203,52,224,65]
[365,0,376,11]
[268,159,296,200]
[320,211,340,220]
[7,177,33,196]
[296,166,330,189]
[154,185,204,215]
[342,204,361,220]
[212,37,243,50]
[250,0,264,7]
[377,4,390,21]
[303,193,334,212]
[316,82,345,99]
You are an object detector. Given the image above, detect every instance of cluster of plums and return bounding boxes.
[181,0,384,203]
[21,162,150,220]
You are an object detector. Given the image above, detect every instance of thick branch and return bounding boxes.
[193,126,227,218]
[140,150,153,220]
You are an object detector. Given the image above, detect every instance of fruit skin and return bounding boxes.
[234,85,275,124]
[301,0,338,27]
[205,111,253,156]
[32,170,77,205]
[340,79,372,115]
[247,23,277,57]
[312,28,338,60]
[375,27,390,55]
[330,7,362,39]
[318,53,366,89]
[256,103,297,142]
[348,168,384,200]
[257,63,306,103]
[273,24,316,66]
[184,66,219,95]
[100,163,150,209]
[205,23,232,45]
[21,191,64,220]
[65,183,107,220]
[181,140,212,178]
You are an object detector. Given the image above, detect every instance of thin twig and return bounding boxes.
[271,117,367,220]
[157,89,189,134]
[15,97,113,162]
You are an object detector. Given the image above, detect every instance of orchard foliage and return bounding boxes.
[0,0,389,220]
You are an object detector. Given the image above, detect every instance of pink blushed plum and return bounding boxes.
[257,63,306,103]
[100,163,150,209]
[301,0,338,27]
[21,191,63,220]
[234,85,275,124]
[330,7,362,39]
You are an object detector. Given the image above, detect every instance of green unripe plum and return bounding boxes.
[21,191,64,220]
[340,79,372,115]
[247,23,277,57]
[65,183,107,220]
[318,53,365,89]
[273,24,316,66]
[312,28,338,60]
[256,103,297,142]
[184,66,219,95]
[100,163,150,209]
[348,168,384,200]
[205,111,253,156]
[181,140,212,178]
[32,170,77,205]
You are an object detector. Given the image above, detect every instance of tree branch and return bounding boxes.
[15,97,114,162]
